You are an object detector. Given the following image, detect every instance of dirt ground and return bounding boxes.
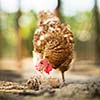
[0,59,100,100]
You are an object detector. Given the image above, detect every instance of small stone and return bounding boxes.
[48,78,60,88]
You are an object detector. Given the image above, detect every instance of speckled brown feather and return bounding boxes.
[33,11,74,73]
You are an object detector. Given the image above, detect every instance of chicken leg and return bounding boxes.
[61,71,65,83]
[59,71,66,88]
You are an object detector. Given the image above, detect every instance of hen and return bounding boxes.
[33,11,74,83]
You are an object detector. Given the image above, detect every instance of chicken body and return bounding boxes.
[33,11,74,82]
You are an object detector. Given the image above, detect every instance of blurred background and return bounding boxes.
[0,0,100,79]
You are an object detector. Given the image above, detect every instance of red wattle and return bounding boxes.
[44,64,52,74]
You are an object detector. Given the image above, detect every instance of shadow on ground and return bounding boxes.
[0,70,22,82]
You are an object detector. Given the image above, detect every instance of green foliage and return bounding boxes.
[1,11,37,57]
[61,11,94,42]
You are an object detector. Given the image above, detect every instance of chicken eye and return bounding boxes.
[40,61,43,64]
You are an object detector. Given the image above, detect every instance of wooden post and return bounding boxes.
[54,0,61,18]
[93,0,100,64]
[0,2,2,67]
[15,0,22,67]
